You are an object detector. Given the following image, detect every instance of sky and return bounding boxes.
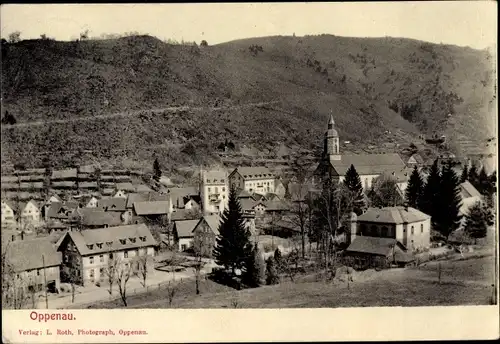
[0,2,497,50]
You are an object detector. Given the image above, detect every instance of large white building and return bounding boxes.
[228,167,276,195]
[201,170,229,215]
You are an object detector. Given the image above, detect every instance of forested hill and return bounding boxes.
[1,34,495,170]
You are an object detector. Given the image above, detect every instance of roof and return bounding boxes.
[274,219,301,232]
[264,200,290,211]
[116,182,136,192]
[46,202,79,219]
[98,197,127,212]
[73,208,123,227]
[202,215,221,235]
[19,175,45,181]
[18,182,44,190]
[135,184,153,193]
[203,170,227,184]
[168,186,200,207]
[346,236,413,262]
[170,209,199,221]
[329,153,406,176]
[115,175,132,182]
[231,167,274,180]
[5,237,62,272]
[357,206,430,224]
[174,219,200,238]
[237,189,255,199]
[51,168,78,180]
[58,224,157,256]
[460,180,481,199]
[126,192,169,208]
[134,201,170,215]
[239,198,257,212]
[1,200,17,212]
[407,154,424,165]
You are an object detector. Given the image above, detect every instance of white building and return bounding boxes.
[201,170,229,215]
[1,200,17,229]
[229,167,276,195]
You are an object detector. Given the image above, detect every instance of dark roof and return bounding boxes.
[98,197,127,212]
[264,200,290,211]
[168,186,200,207]
[237,189,255,200]
[126,192,169,209]
[5,237,62,272]
[329,153,406,176]
[72,208,123,227]
[170,209,198,221]
[239,198,257,212]
[47,202,79,219]
[346,236,413,263]
[134,201,170,215]
[202,215,220,235]
[460,181,481,198]
[174,219,200,238]
[51,168,78,180]
[79,181,98,189]
[58,224,157,256]
[357,207,430,224]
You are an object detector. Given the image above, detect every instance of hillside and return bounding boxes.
[1,34,495,171]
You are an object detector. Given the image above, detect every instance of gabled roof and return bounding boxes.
[5,237,62,272]
[174,219,200,238]
[202,215,221,235]
[346,236,413,262]
[230,167,274,180]
[58,224,157,256]
[168,186,200,207]
[239,198,258,212]
[202,170,227,183]
[98,197,127,212]
[126,192,169,209]
[170,209,197,221]
[47,202,79,219]
[1,200,17,212]
[237,189,255,200]
[407,153,424,165]
[460,180,481,199]
[72,208,123,227]
[134,201,170,215]
[357,206,430,224]
[329,153,406,176]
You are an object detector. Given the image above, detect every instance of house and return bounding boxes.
[344,236,414,268]
[56,224,157,286]
[71,208,124,229]
[18,200,42,229]
[41,194,63,220]
[4,237,62,293]
[172,219,200,251]
[98,197,127,212]
[200,170,229,215]
[115,182,136,197]
[170,208,201,222]
[229,167,276,195]
[459,180,483,218]
[83,196,99,208]
[266,218,300,238]
[192,215,220,257]
[406,153,424,168]
[45,201,80,223]
[351,206,431,252]
[133,200,172,225]
[168,186,201,210]
[1,200,18,229]
[314,115,408,189]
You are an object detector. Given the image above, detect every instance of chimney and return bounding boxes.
[404,202,409,212]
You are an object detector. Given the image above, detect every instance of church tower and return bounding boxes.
[324,114,341,161]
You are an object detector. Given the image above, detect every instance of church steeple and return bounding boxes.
[324,114,340,161]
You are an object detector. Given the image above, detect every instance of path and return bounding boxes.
[2,101,280,129]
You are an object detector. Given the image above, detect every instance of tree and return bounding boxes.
[405,166,424,209]
[478,167,490,195]
[343,164,366,215]
[434,163,462,239]
[213,185,252,276]
[138,255,149,288]
[8,31,21,43]
[200,40,208,47]
[153,157,162,182]
[80,29,89,40]
[464,201,492,244]
[242,244,265,287]
[368,175,404,208]
[467,163,479,188]
[2,243,30,309]
[104,255,119,296]
[192,236,207,295]
[1,111,17,125]
[265,257,280,285]
[116,260,132,307]
[460,165,468,183]
[421,159,441,220]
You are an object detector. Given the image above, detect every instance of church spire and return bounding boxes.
[328,114,335,129]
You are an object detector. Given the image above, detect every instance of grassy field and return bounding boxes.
[85,253,495,309]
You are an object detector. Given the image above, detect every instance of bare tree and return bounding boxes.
[165,281,178,307]
[1,243,30,309]
[138,254,149,288]
[104,255,119,296]
[116,260,132,307]
[79,29,89,40]
[192,237,207,295]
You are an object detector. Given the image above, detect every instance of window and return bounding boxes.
[421,224,424,233]
[89,256,94,264]
[100,255,104,263]
[99,268,105,276]
[124,251,129,258]
[119,239,126,245]
[181,244,187,251]
[215,187,218,193]
[129,238,136,243]
[89,269,94,278]
[87,244,94,250]
[109,253,114,260]
[208,187,211,192]
[223,195,226,199]
[106,241,113,247]
[381,226,389,237]
[140,236,146,242]
[221,179,224,183]
[96,243,103,249]
[222,187,225,192]
[411,226,414,235]
[37,269,41,276]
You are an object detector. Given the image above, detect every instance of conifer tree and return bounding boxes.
[434,163,462,239]
[464,201,491,244]
[460,165,468,183]
[242,244,265,287]
[153,158,162,182]
[405,166,424,209]
[421,159,441,221]
[343,164,366,215]
[265,257,280,285]
[468,163,479,188]
[478,167,489,195]
[213,186,252,276]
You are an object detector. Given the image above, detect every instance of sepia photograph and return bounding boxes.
[1,1,498,342]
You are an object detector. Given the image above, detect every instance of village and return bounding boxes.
[1,114,496,309]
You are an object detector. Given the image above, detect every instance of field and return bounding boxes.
[83,252,496,309]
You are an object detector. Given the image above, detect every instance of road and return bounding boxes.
[2,101,280,129]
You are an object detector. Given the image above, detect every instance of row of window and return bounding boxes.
[88,249,148,264]
[85,237,147,250]
[206,179,225,183]
[207,187,225,193]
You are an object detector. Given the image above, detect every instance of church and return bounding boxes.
[313,115,410,192]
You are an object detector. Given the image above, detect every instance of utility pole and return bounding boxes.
[42,255,48,309]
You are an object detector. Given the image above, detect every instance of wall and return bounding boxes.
[202,181,228,215]
[229,172,244,191]
[17,266,61,290]
[193,221,216,257]
[20,201,41,228]
[178,237,193,252]
[357,221,397,238]
[339,174,380,190]
[243,178,275,194]
[402,219,431,251]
